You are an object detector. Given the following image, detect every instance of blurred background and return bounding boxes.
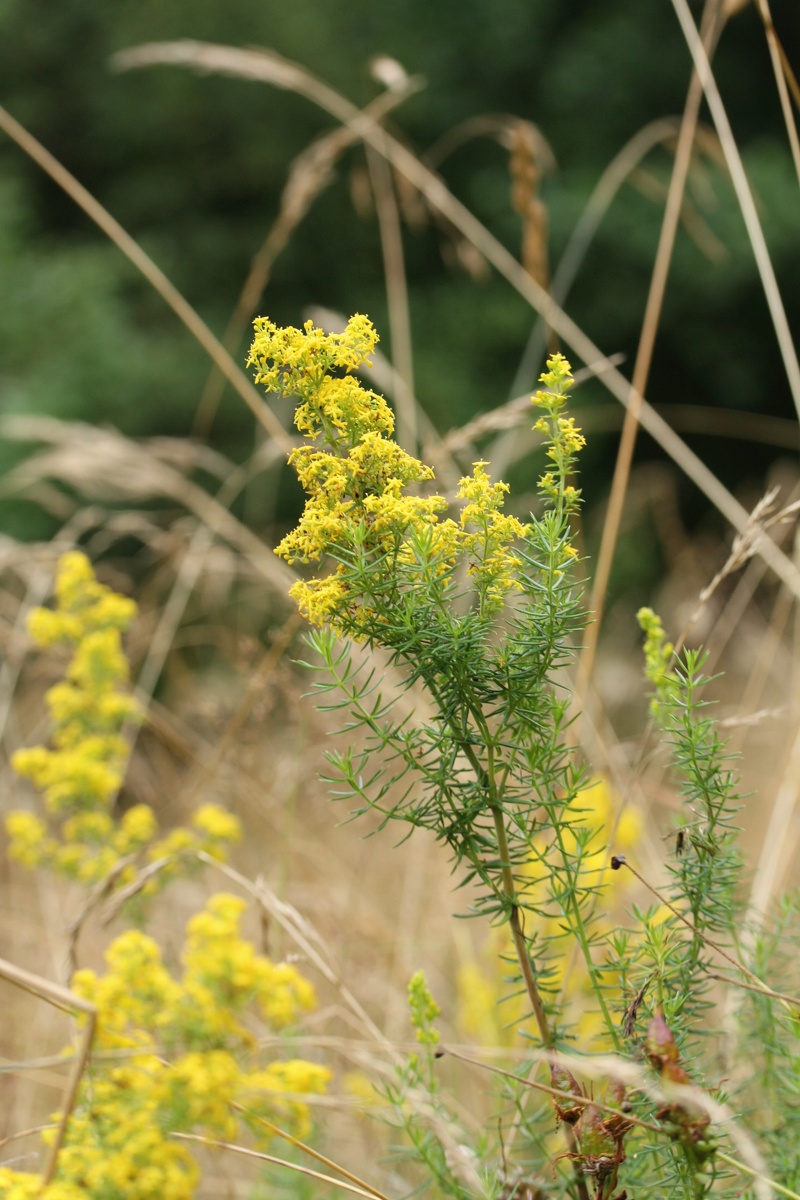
[1,0,800,1185]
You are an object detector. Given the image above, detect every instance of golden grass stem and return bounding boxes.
[716,1152,800,1200]
[670,0,800,419]
[172,1132,396,1200]
[366,146,417,453]
[506,116,681,405]
[230,1104,391,1200]
[754,0,800,193]
[575,0,725,716]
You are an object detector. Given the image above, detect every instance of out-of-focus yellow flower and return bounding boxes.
[191,803,242,845]
[12,894,331,1197]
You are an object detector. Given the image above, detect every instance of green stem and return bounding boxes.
[547,816,622,1052]
[489,800,552,1049]
[715,1153,800,1200]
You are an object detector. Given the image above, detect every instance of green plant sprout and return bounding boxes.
[251,313,800,1200]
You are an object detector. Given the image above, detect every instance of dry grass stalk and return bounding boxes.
[508,116,673,390]
[509,121,553,354]
[173,1133,395,1200]
[575,0,726,717]
[229,1104,391,1200]
[195,852,399,1060]
[366,144,417,452]
[677,486,800,652]
[670,0,800,418]
[754,0,800,190]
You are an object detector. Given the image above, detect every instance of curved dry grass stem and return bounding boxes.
[575,0,725,718]
[0,105,290,450]
[366,145,417,453]
[114,38,800,602]
[194,853,401,1062]
[670,0,800,418]
[172,1133,396,1200]
[230,1104,391,1200]
[754,0,800,192]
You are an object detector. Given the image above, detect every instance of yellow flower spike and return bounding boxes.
[637,606,679,716]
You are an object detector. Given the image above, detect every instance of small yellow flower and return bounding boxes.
[191,803,242,844]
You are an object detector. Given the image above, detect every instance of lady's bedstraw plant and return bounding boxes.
[253,316,796,1200]
[250,315,648,1192]
[6,552,241,883]
[3,554,330,1200]
[250,315,598,1048]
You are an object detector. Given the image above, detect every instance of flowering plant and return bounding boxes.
[3,554,329,1199]
[252,314,799,1200]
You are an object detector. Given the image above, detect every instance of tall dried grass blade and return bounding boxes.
[670,0,800,419]
[508,117,681,400]
[229,1105,392,1200]
[576,0,725,715]
[195,852,400,1059]
[366,145,417,451]
[171,1133,396,1200]
[754,0,800,192]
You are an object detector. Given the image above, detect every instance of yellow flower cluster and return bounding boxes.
[636,606,679,716]
[0,1171,86,1200]
[12,552,141,819]
[532,352,585,513]
[6,554,240,886]
[458,461,530,614]
[1,894,329,1199]
[249,315,555,630]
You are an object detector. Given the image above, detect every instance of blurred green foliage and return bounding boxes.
[0,0,798,547]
